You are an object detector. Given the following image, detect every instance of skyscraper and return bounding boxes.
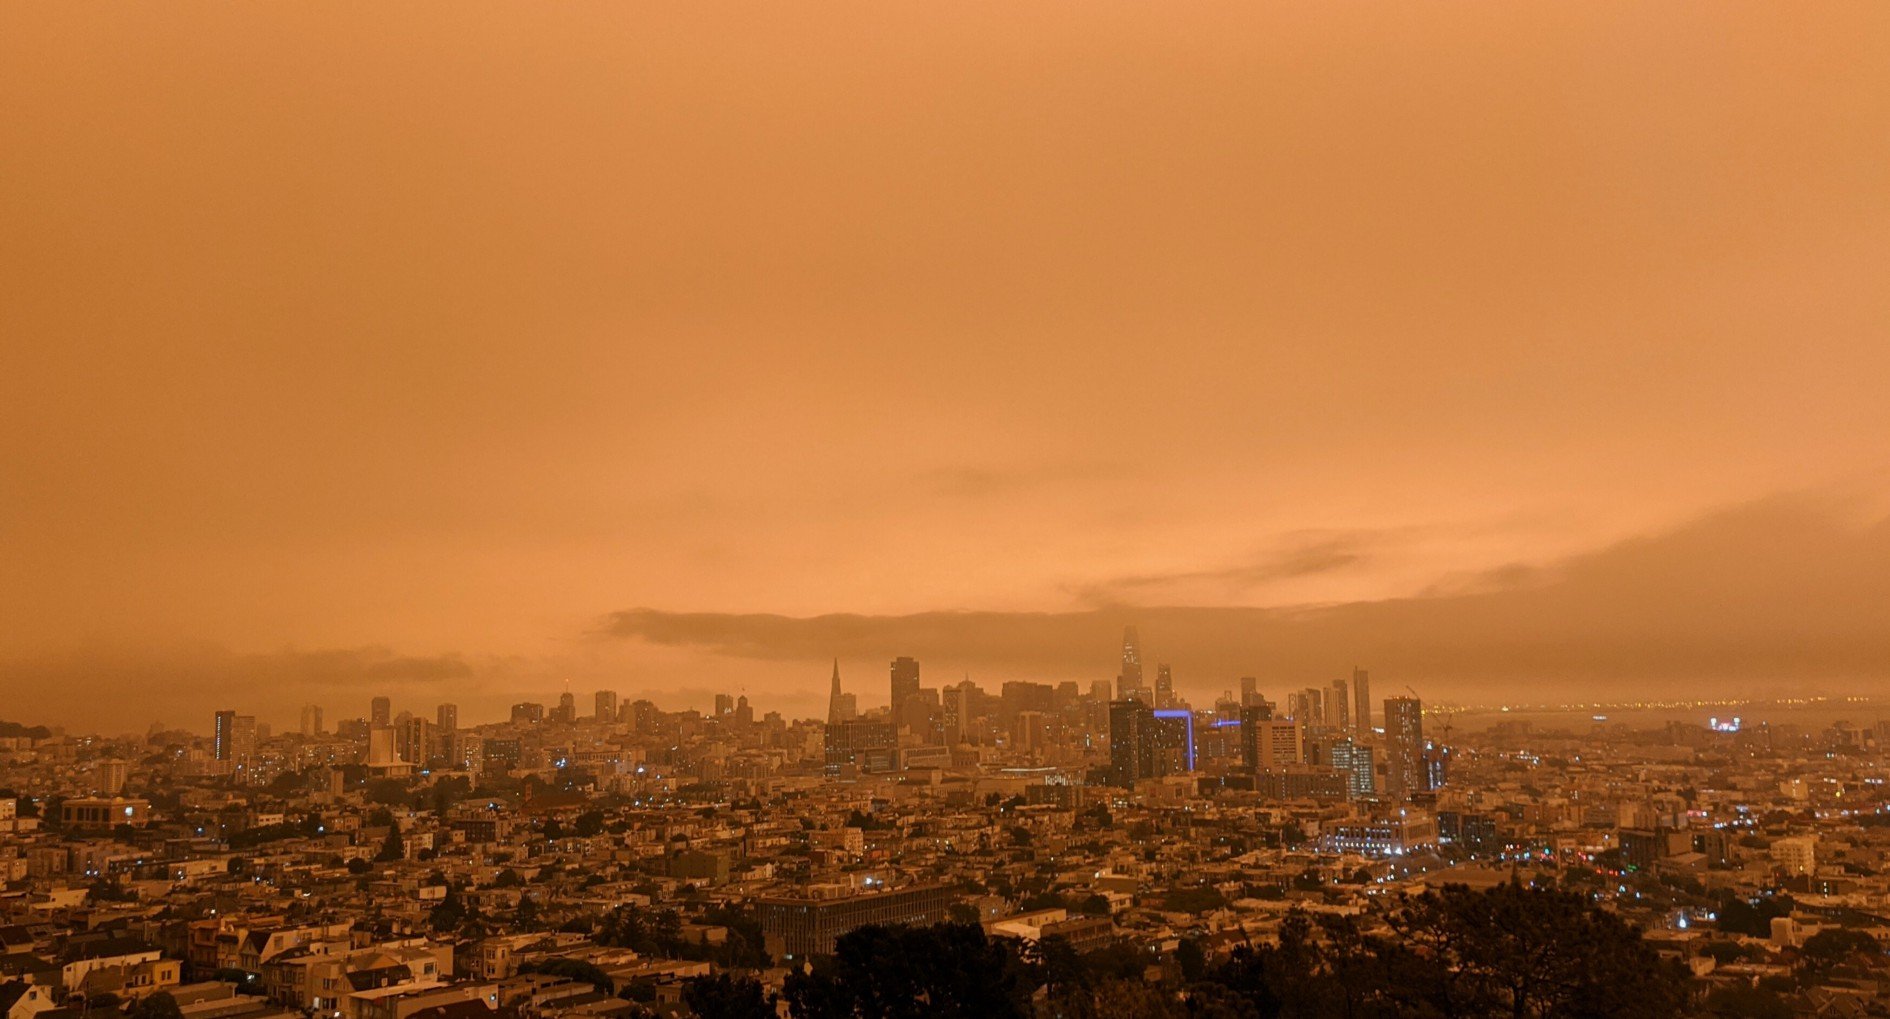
[890,656,921,715]
[1324,736,1376,799]
[826,660,857,724]
[1384,696,1424,799]
[214,710,237,761]
[1239,676,1259,706]
[1327,680,1350,732]
[1108,699,1155,786]
[1353,668,1371,732]
[299,703,323,737]
[595,690,619,721]
[370,696,391,727]
[437,703,458,732]
[1118,626,1143,699]
[1150,709,1195,773]
[943,681,974,745]
[1154,663,1174,708]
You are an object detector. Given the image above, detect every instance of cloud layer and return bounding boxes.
[599,494,1890,702]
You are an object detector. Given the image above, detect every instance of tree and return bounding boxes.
[1187,884,1690,1019]
[128,992,185,1019]
[1702,984,1792,1019]
[1797,927,1879,982]
[783,923,1033,1019]
[376,822,405,862]
[683,974,777,1019]
[1175,937,1206,983]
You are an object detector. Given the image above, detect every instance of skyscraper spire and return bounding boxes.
[1118,625,1144,700]
[827,658,848,725]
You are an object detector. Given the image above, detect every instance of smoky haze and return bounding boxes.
[2,4,1888,731]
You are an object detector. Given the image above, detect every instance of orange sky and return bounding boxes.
[4,3,1888,731]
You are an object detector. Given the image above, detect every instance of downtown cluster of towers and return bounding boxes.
[1106,626,1432,800]
[816,626,1436,799]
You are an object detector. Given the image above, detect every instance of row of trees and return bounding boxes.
[676,883,1690,1019]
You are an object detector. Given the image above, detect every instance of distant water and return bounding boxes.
[1442,698,1890,734]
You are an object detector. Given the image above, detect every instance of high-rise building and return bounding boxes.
[437,703,458,732]
[826,660,856,724]
[890,656,921,715]
[596,690,619,721]
[1384,696,1424,799]
[1013,710,1052,755]
[824,720,897,774]
[943,682,975,745]
[1238,702,1272,771]
[96,759,129,796]
[1327,680,1350,732]
[1108,699,1155,786]
[511,701,545,724]
[1288,688,1325,725]
[299,704,324,737]
[1155,664,1174,708]
[396,716,434,764]
[370,696,391,727]
[214,710,238,761]
[1353,668,1371,732]
[552,692,577,724]
[1323,736,1376,799]
[1245,718,1302,770]
[1150,710,1195,773]
[1239,676,1259,706]
[1118,626,1144,699]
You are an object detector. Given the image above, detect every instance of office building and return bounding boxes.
[95,759,129,796]
[510,702,545,724]
[1321,736,1376,799]
[1118,626,1144,700]
[298,703,323,737]
[1327,680,1350,732]
[1108,699,1155,786]
[1384,696,1424,798]
[1154,664,1174,708]
[827,660,857,724]
[370,696,391,727]
[1353,668,1371,731]
[890,656,921,715]
[596,690,619,721]
[757,884,955,960]
[1150,709,1195,773]
[825,719,897,774]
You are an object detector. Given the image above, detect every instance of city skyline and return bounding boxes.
[4,7,1889,1015]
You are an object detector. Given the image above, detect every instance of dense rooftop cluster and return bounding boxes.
[3,670,1890,1018]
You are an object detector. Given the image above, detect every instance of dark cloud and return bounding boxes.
[598,494,1890,701]
[1073,531,1378,604]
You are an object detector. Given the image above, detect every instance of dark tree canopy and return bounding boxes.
[783,922,1035,1019]
[776,884,1688,1019]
